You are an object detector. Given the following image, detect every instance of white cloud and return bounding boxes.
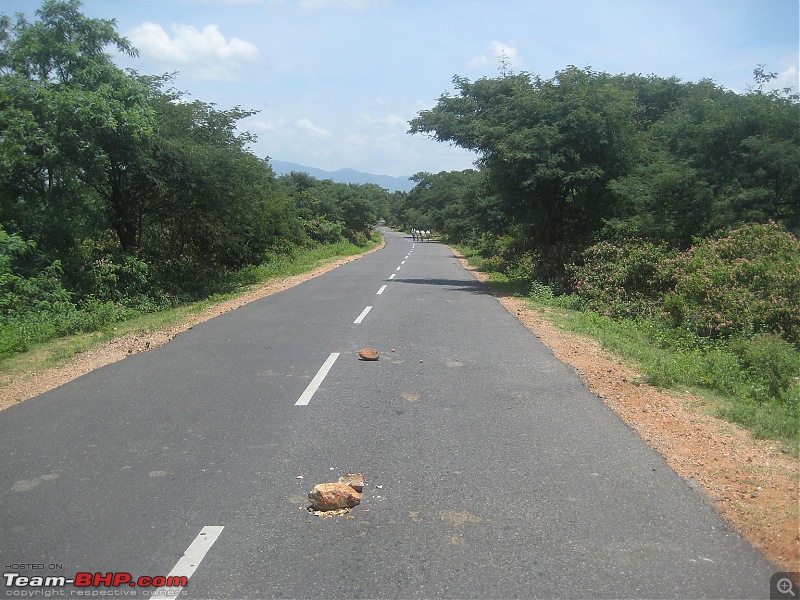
[468,40,521,72]
[360,112,406,128]
[775,66,799,93]
[127,22,259,81]
[246,117,287,131]
[295,118,332,137]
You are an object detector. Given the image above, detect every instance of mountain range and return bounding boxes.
[269,160,415,193]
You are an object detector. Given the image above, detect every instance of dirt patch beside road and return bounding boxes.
[454,249,799,576]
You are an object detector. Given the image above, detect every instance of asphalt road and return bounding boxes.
[0,228,778,599]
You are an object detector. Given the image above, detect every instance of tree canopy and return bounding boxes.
[406,65,799,279]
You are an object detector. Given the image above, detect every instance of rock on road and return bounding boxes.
[0,228,776,598]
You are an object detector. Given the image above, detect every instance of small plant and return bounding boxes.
[528,281,555,301]
[729,333,800,404]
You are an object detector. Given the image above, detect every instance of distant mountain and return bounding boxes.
[269,160,415,193]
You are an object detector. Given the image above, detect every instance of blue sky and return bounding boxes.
[5,0,799,176]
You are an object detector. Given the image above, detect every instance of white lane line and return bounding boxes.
[354,306,373,324]
[151,525,224,598]
[295,353,340,406]
[389,274,396,280]
[401,260,406,265]
[396,266,401,271]
[377,285,387,295]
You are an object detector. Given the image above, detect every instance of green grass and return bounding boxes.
[452,243,800,454]
[527,304,800,453]
[0,235,381,383]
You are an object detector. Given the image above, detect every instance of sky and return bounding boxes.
[4,0,799,177]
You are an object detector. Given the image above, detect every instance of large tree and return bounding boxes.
[606,76,800,245]
[409,66,640,277]
[0,0,152,251]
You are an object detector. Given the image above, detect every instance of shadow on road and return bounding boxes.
[392,277,491,296]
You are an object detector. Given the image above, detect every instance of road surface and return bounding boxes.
[0,228,776,598]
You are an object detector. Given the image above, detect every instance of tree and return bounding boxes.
[390,170,492,243]
[0,0,151,252]
[143,91,302,270]
[607,77,800,245]
[410,66,640,278]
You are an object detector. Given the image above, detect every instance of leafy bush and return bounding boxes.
[303,217,345,245]
[568,240,674,318]
[729,333,800,404]
[528,281,555,301]
[506,252,538,284]
[570,223,800,344]
[86,253,151,304]
[668,223,800,342]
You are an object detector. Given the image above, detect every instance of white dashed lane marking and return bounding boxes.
[354,306,372,324]
[295,353,341,406]
[151,526,224,597]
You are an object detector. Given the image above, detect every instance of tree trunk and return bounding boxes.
[109,166,139,251]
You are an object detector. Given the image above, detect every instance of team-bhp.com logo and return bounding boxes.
[4,571,187,590]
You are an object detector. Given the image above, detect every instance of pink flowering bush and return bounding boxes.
[571,223,800,344]
[567,240,674,319]
[668,223,800,343]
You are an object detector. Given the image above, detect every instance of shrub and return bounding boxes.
[303,217,344,245]
[729,333,800,404]
[506,252,538,284]
[568,240,674,318]
[528,281,555,301]
[668,223,800,342]
[570,224,800,344]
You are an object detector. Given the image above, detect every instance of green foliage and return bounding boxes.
[410,66,799,282]
[303,217,345,245]
[569,224,800,343]
[729,334,800,404]
[0,225,71,316]
[607,80,799,245]
[568,240,674,318]
[0,1,392,359]
[520,223,800,446]
[410,66,640,278]
[668,223,800,342]
[0,225,136,356]
[277,173,388,245]
[516,302,799,449]
[388,170,491,240]
[408,62,800,446]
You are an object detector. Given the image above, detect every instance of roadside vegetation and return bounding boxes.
[393,64,799,449]
[0,1,390,366]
